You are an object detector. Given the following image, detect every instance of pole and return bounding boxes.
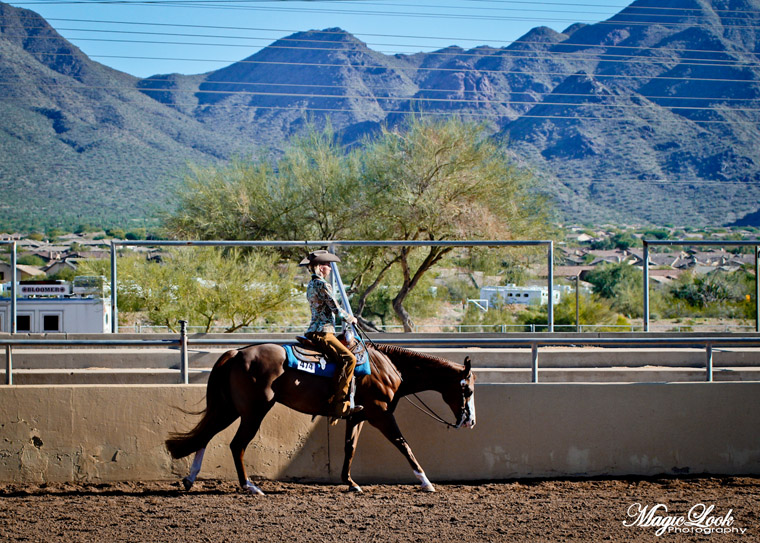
[110,243,118,333]
[643,241,650,332]
[705,343,713,382]
[4,345,11,385]
[179,320,189,384]
[575,275,580,333]
[755,247,759,333]
[531,343,539,383]
[547,241,554,333]
[10,241,17,334]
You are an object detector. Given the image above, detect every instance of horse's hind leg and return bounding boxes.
[181,408,240,491]
[341,419,365,493]
[183,448,206,490]
[230,405,273,495]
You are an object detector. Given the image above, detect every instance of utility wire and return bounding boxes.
[5,79,756,112]
[10,14,760,58]
[9,26,760,71]
[7,0,760,29]
[12,47,760,84]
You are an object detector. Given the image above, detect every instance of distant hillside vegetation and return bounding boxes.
[1,0,760,230]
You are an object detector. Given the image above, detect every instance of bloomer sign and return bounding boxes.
[19,284,71,296]
[623,503,747,537]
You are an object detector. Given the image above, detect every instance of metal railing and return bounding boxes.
[2,333,758,385]
[110,239,556,333]
[643,239,760,333]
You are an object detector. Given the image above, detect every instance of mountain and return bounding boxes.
[1,0,760,231]
[0,2,244,230]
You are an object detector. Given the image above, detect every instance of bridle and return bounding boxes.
[405,375,474,429]
[355,323,474,429]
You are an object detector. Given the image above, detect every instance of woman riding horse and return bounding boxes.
[299,250,363,421]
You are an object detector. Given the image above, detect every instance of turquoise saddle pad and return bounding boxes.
[284,344,371,378]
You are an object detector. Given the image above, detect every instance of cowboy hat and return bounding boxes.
[299,250,341,266]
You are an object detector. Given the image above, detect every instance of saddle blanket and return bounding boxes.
[284,344,371,378]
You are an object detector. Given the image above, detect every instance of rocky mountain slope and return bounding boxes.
[1,0,759,230]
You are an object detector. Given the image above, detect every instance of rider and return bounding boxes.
[300,250,363,421]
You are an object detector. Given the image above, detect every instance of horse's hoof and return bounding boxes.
[420,484,436,493]
[243,481,265,496]
[348,484,363,493]
[181,477,194,491]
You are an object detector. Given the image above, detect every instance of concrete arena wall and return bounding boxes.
[0,383,758,484]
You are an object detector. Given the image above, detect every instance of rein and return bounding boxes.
[405,394,458,429]
[354,324,462,429]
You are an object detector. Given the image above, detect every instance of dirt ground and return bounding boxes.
[1,477,758,542]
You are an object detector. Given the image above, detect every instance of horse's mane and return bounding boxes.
[374,343,463,374]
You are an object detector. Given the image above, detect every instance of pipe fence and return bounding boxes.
[2,333,758,385]
[643,239,760,333]
[109,239,555,333]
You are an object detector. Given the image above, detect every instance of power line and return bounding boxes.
[10,14,760,59]
[12,0,760,19]
[3,79,758,125]
[8,0,760,29]
[9,25,760,71]
[14,46,760,85]
[4,78,759,112]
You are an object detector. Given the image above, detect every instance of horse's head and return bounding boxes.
[441,356,476,429]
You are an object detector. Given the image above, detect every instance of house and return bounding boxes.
[0,263,45,282]
[43,260,80,277]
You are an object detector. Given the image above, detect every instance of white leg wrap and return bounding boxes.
[414,470,435,492]
[243,480,265,495]
[187,448,206,484]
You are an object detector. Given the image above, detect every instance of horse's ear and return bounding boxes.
[463,356,472,374]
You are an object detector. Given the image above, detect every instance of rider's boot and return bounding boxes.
[328,363,363,424]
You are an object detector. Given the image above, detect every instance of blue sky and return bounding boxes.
[7,0,627,78]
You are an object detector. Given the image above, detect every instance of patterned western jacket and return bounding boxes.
[306,274,350,334]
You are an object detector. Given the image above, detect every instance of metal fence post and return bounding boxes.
[705,343,713,382]
[4,345,11,385]
[110,242,118,333]
[547,241,554,333]
[755,247,759,333]
[531,343,539,383]
[179,320,189,384]
[643,241,649,333]
[10,241,17,334]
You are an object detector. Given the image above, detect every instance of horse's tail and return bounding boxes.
[165,349,238,459]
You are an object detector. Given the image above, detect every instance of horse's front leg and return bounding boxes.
[342,419,365,492]
[370,414,435,492]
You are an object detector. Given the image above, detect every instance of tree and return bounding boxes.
[164,116,551,331]
[79,248,300,332]
[584,262,643,318]
[353,116,550,330]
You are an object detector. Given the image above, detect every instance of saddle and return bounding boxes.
[284,335,371,377]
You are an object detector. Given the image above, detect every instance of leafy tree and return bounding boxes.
[584,262,643,317]
[517,293,627,331]
[669,270,747,308]
[351,116,550,330]
[79,248,300,332]
[164,116,551,331]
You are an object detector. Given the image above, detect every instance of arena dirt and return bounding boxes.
[1,477,758,542]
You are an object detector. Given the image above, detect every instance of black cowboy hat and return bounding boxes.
[299,250,341,266]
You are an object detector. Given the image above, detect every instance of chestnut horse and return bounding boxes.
[165,342,476,494]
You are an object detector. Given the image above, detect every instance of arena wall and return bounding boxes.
[1,383,758,485]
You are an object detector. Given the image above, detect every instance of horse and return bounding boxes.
[165,341,476,494]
